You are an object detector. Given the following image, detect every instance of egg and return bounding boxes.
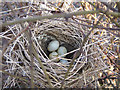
[48,40,59,52]
[49,52,59,61]
[60,59,69,64]
[57,46,67,57]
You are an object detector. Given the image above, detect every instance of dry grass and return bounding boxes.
[1,1,120,88]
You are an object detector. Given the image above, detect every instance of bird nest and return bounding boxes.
[2,2,119,88]
[2,19,109,88]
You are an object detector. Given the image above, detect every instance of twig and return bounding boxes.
[53,18,120,31]
[0,6,29,14]
[1,10,120,28]
[60,9,106,88]
[31,36,53,88]
[2,23,31,56]
[24,25,34,88]
[0,10,98,27]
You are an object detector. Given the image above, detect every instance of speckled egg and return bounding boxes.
[57,46,67,57]
[47,40,59,52]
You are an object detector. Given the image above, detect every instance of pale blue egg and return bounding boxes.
[48,40,59,52]
[60,59,69,64]
[49,52,59,61]
[49,52,58,59]
[57,46,67,57]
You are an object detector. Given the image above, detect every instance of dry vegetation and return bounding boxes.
[0,1,120,89]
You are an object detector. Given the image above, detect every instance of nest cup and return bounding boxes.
[37,20,82,60]
[30,19,88,87]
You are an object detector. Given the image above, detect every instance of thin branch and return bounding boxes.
[1,10,120,28]
[60,10,106,88]
[24,25,34,88]
[31,38,53,88]
[53,18,120,31]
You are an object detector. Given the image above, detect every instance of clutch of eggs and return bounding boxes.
[48,40,68,63]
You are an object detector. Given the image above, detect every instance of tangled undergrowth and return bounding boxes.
[0,1,120,89]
